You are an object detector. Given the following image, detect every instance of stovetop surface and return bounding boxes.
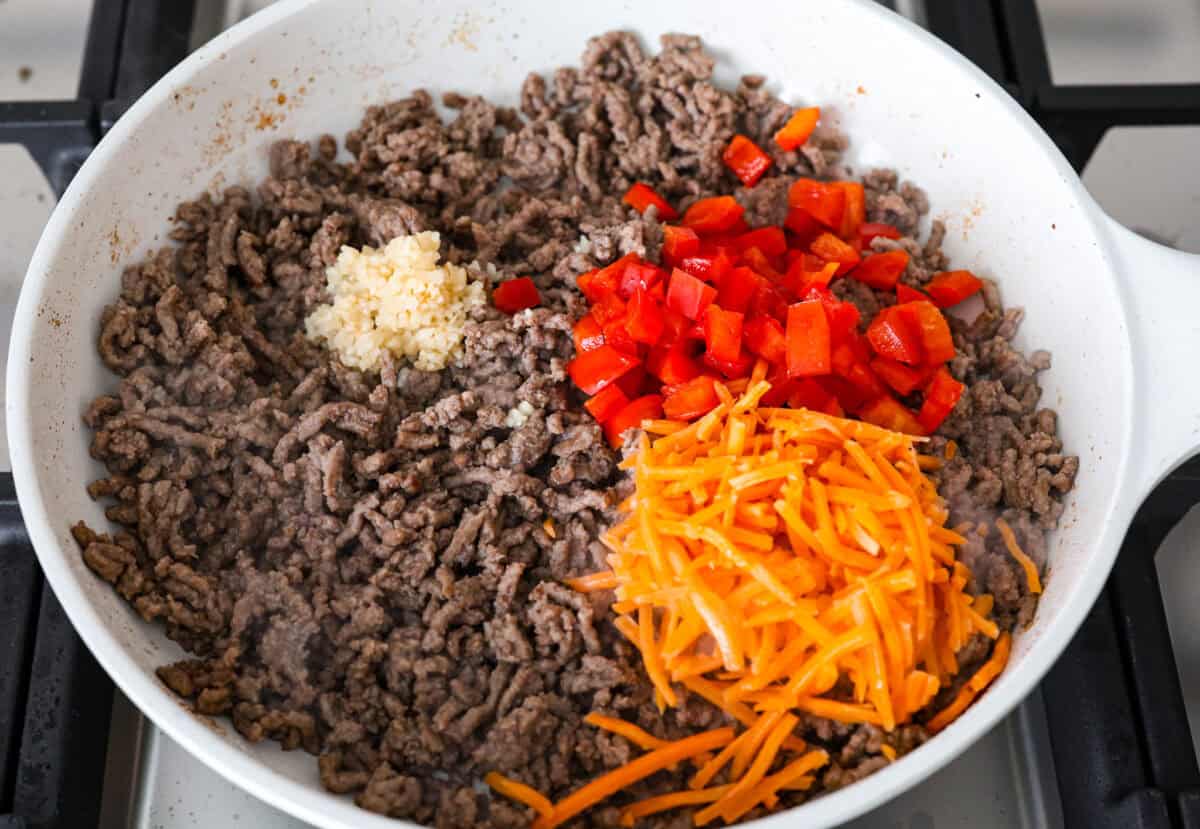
[2,1,1200,828]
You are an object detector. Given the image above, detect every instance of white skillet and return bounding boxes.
[8,0,1200,826]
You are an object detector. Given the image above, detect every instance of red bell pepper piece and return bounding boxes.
[703,347,754,379]
[760,363,798,407]
[733,227,788,258]
[567,344,640,395]
[604,394,664,448]
[833,181,866,240]
[622,182,679,220]
[584,383,630,424]
[749,281,789,322]
[851,250,910,290]
[858,396,927,436]
[788,378,842,416]
[788,179,846,229]
[818,375,873,414]
[660,307,691,345]
[925,270,984,308]
[590,291,626,325]
[867,304,924,365]
[858,222,902,248]
[576,268,612,303]
[646,341,701,386]
[870,356,932,396]
[785,300,832,378]
[678,250,734,285]
[895,283,929,304]
[625,288,666,346]
[831,342,887,400]
[702,305,745,363]
[782,258,838,300]
[803,286,861,343]
[917,366,966,433]
[573,313,604,354]
[662,375,720,420]
[602,316,639,355]
[774,107,820,151]
[739,246,783,280]
[784,207,825,248]
[615,365,650,398]
[810,232,861,276]
[722,134,773,187]
[717,266,765,314]
[682,196,746,235]
[661,225,701,267]
[907,300,957,364]
[615,260,665,299]
[492,277,541,314]
[743,314,787,365]
[666,268,718,320]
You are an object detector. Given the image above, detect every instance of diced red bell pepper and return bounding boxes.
[573,313,605,353]
[625,288,666,346]
[743,314,787,364]
[851,250,910,290]
[616,260,665,300]
[788,378,842,416]
[917,366,966,433]
[733,227,788,258]
[660,307,691,345]
[622,182,679,220]
[833,181,866,240]
[682,196,746,235]
[717,266,765,314]
[604,394,664,448]
[576,268,613,303]
[858,222,902,248]
[666,269,718,320]
[750,281,789,322]
[492,277,541,314]
[703,347,754,379]
[722,134,773,187]
[925,270,984,308]
[602,316,639,355]
[803,286,861,343]
[703,305,745,363]
[867,304,924,365]
[896,283,929,304]
[760,363,798,407]
[871,356,932,396]
[740,246,783,280]
[662,375,720,420]
[774,107,820,151]
[591,291,627,325]
[785,300,832,378]
[818,375,873,414]
[810,232,861,276]
[907,300,957,364]
[678,250,734,285]
[784,207,825,248]
[661,225,701,267]
[615,365,650,398]
[831,342,887,399]
[646,341,701,386]
[782,258,837,300]
[858,396,927,436]
[584,383,630,424]
[788,179,846,229]
[567,344,640,395]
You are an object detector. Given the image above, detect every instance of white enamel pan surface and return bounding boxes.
[8,1,1200,827]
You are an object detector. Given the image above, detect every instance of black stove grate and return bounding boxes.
[1,1,1199,826]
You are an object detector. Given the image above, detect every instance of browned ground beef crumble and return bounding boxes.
[74,32,1077,828]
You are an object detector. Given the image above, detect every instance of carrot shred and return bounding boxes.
[583,713,669,752]
[619,786,730,827]
[926,632,1012,733]
[995,519,1042,594]
[485,771,554,818]
[531,727,734,829]
[566,570,618,592]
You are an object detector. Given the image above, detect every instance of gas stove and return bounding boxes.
[1,2,1199,827]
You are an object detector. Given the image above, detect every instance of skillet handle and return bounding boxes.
[1102,216,1200,500]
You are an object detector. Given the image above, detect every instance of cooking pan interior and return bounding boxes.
[9,0,1134,825]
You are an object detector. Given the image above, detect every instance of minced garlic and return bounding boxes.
[305,231,484,372]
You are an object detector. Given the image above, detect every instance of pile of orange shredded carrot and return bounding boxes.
[488,378,1022,826]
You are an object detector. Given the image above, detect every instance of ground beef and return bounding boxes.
[76,31,1074,828]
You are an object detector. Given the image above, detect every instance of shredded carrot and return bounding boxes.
[881,744,897,762]
[531,727,733,829]
[944,440,958,460]
[995,519,1042,594]
[552,381,1013,827]
[543,518,557,539]
[485,772,553,818]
